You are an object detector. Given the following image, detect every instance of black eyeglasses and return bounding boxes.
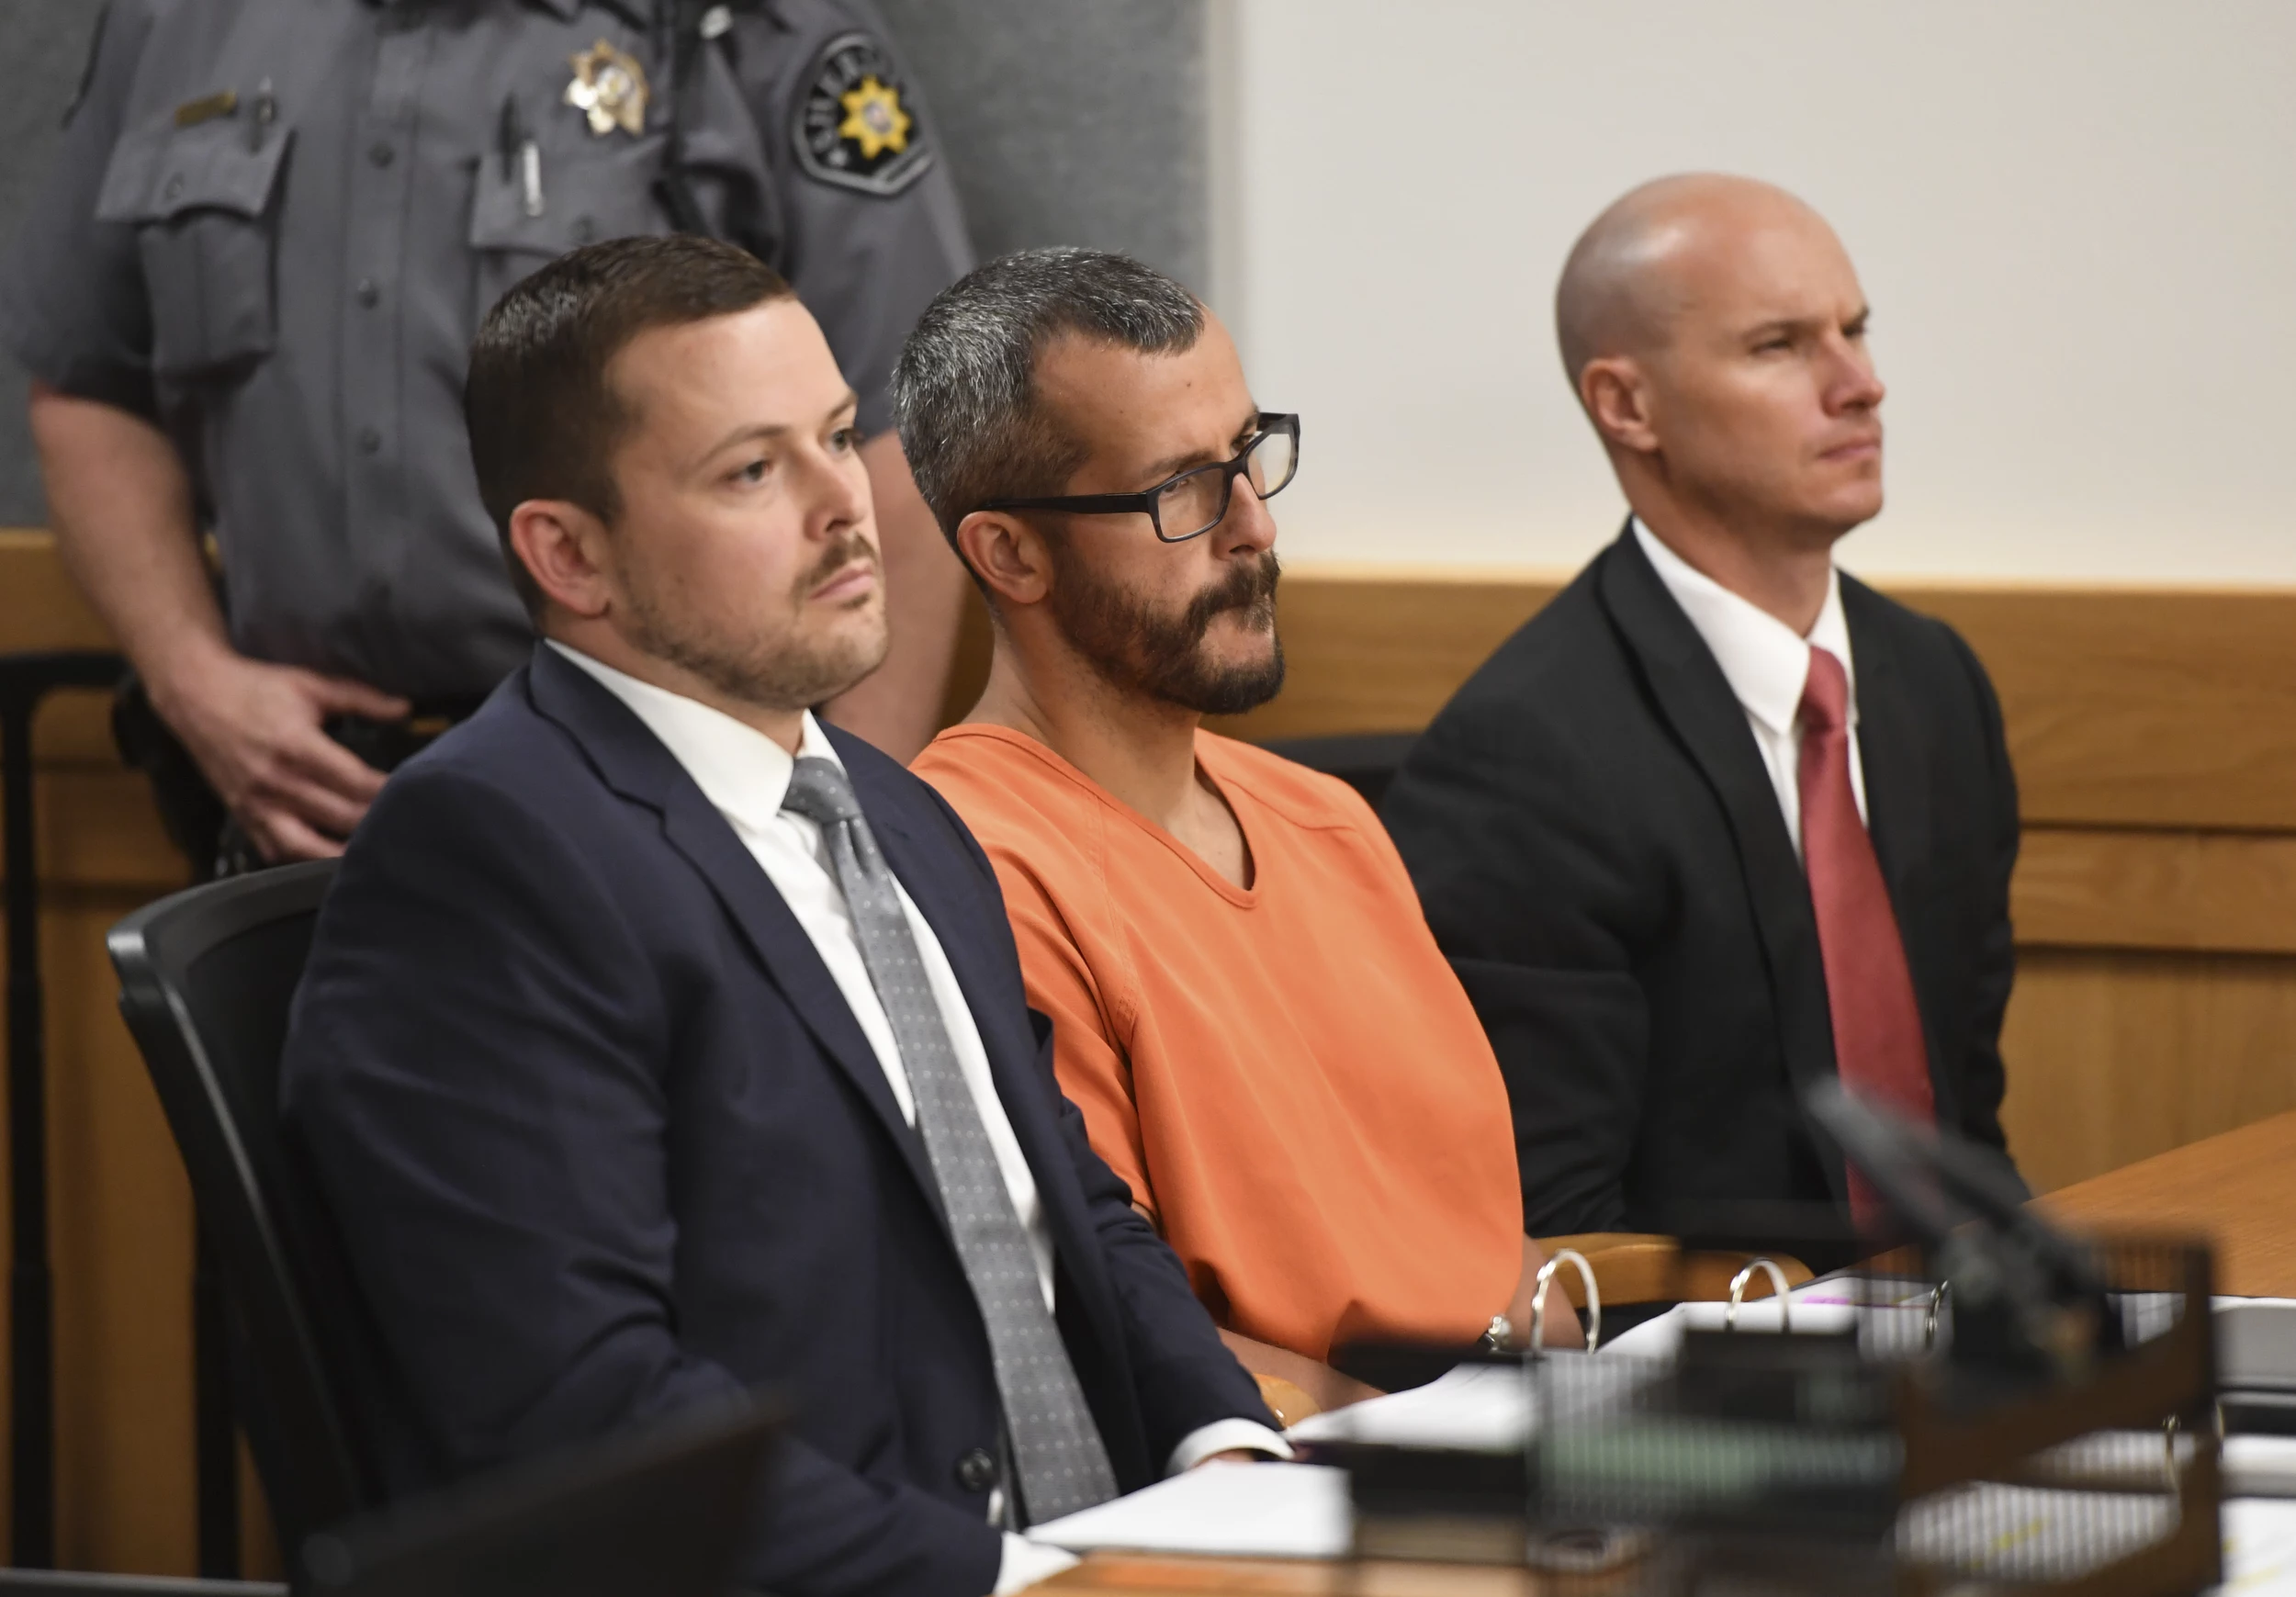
[980,412,1300,543]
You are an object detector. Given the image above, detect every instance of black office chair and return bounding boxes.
[300,1395,782,1597]
[107,861,383,1554]
[1255,730,1419,810]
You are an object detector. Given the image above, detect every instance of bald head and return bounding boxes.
[1555,174,1837,388]
[1553,173,1885,559]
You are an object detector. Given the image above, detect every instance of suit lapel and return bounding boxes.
[523,648,949,1229]
[1596,528,1850,1199]
[1840,580,1954,1123]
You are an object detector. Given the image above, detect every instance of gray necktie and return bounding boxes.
[781,757,1120,1524]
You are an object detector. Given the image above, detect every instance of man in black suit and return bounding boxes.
[279,235,1282,1597]
[1383,174,2022,1240]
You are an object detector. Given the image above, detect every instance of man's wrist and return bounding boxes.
[140,633,239,720]
[1165,1418,1293,1476]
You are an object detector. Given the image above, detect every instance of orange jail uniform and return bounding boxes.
[913,725,1522,1364]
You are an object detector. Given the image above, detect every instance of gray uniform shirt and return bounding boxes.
[1,0,973,700]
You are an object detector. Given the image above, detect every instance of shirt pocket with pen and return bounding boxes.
[94,101,291,381]
[467,96,670,329]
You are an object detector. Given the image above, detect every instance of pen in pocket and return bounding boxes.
[498,93,544,217]
[247,77,276,152]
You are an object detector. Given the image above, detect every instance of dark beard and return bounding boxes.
[1047,545,1286,715]
[622,533,886,712]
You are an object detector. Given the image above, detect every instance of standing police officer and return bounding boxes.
[3,0,973,867]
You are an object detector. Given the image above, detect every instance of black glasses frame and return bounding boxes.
[979,412,1300,543]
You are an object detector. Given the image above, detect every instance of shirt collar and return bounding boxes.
[1631,516,1856,737]
[545,640,842,829]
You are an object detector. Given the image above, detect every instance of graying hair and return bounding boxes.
[892,248,1205,561]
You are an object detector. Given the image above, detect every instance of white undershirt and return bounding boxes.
[547,644,1286,1590]
[1631,519,1869,860]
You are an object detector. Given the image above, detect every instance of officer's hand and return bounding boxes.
[154,651,411,862]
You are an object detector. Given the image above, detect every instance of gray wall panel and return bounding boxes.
[877,0,1209,291]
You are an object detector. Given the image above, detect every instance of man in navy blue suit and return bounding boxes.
[279,234,1283,1597]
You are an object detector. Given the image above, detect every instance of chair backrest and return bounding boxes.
[107,861,378,1544]
[1254,732,1419,811]
[299,1394,782,1597]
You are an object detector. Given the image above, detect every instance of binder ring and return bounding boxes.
[1924,1279,1951,1351]
[1530,1248,1602,1354]
[1724,1257,1793,1333]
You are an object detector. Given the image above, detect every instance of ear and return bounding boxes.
[1580,355,1660,455]
[508,499,616,620]
[955,509,1054,611]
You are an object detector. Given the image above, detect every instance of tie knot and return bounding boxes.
[1799,647,1851,737]
[781,756,864,828]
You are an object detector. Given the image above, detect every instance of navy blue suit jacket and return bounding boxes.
[280,646,1270,1597]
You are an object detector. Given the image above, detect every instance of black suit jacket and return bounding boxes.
[279,646,1270,1597]
[1381,526,2023,1237]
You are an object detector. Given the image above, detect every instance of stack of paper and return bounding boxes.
[1285,1362,1532,1452]
[2230,1435,2296,1499]
[2226,1499,2296,1591]
[2223,1299,2296,1390]
[1025,1461,1348,1558]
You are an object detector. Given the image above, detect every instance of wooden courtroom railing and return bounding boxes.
[7,529,2296,1575]
[0,530,204,1574]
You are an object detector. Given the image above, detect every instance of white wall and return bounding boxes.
[1210,0,2296,582]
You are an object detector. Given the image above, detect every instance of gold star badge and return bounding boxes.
[837,76,911,160]
[565,39,649,138]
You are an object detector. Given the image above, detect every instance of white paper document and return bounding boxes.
[1025,1461,1350,1559]
[1285,1362,1532,1452]
[2225,1498,2296,1592]
[2229,1435,2296,1500]
[2221,1299,2296,1390]
[1598,1281,1940,1362]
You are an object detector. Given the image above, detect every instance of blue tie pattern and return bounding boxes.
[781,757,1119,1524]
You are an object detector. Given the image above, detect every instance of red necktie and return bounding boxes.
[1797,647,1934,1226]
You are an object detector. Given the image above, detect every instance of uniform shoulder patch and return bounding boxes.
[792,30,933,197]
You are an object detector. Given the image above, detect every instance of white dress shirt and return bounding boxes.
[547,644,1286,1591]
[1632,519,1869,860]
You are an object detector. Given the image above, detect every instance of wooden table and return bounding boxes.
[1043,1555,1547,1593]
[1048,1111,2296,1591]
[2040,1108,2296,1298]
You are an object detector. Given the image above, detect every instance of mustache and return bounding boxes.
[1180,550,1282,638]
[798,534,878,598]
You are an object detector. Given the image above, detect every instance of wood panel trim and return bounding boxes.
[0,527,115,652]
[1194,560,2296,835]
[2013,827,2296,956]
[17,531,2296,941]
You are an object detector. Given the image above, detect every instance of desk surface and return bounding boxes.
[1051,1111,2296,1592]
[2040,1108,2296,1298]
[1044,1555,1543,1593]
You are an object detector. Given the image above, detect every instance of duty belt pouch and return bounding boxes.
[111,671,227,880]
[95,108,293,380]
